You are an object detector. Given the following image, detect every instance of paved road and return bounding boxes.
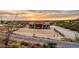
[50,26,79,40]
[11,34,79,48]
[50,39,79,48]
[11,34,49,42]
[0,32,79,48]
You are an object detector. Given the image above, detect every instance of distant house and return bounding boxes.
[28,21,51,29]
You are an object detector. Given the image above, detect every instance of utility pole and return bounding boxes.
[3,11,19,47]
[3,24,13,47]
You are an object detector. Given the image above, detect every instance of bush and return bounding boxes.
[42,44,48,48]
[64,38,76,42]
[0,36,4,40]
[11,42,21,48]
[48,42,57,48]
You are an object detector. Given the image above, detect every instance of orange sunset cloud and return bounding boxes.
[0,10,79,21]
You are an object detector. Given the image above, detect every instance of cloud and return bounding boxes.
[0,10,79,21]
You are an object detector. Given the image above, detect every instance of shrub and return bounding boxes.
[11,42,21,48]
[48,42,57,48]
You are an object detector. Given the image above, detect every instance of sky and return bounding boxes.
[0,10,79,21]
